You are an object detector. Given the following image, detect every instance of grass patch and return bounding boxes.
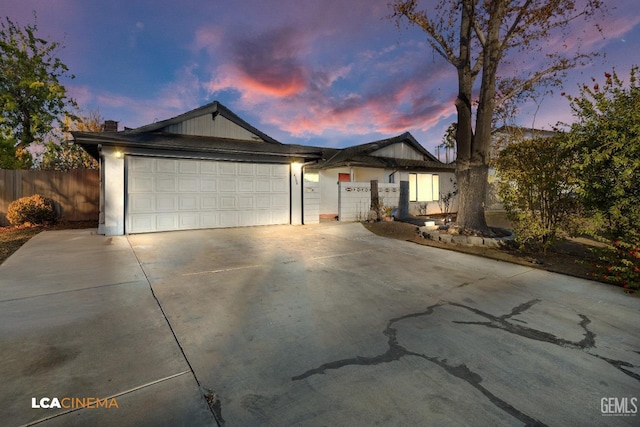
[0,225,43,265]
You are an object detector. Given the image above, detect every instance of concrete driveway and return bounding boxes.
[1,223,638,426]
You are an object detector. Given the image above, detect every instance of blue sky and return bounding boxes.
[3,0,640,155]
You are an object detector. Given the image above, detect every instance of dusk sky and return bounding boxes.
[3,0,640,155]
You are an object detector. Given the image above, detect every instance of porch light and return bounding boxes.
[114,150,123,158]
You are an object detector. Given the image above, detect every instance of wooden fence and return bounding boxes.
[0,169,99,225]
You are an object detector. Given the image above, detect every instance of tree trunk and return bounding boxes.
[455,160,491,235]
[452,0,503,236]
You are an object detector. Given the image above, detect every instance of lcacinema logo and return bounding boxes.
[31,397,119,409]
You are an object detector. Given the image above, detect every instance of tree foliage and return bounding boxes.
[496,136,579,252]
[564,66,640,241]
[391,0,604,235]
[437,122,457,163]
[39,111,101,171]
[0,14,76,169]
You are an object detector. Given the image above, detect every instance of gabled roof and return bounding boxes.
[72,130,323,162]
[314,132,452,171]
[72,103,449,171]
[130,101,282,144]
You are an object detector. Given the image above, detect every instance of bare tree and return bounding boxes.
[391,0,604,235]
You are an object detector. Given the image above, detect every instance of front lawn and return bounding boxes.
[0,225,43,265]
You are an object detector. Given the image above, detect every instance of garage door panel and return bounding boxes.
[272,194,289,208]
[219,196,236,209]
[200,212,219,227]
[256,195,270,208]
[156,195,177,211]
[200,162,218,174]
[179,177,198,192]
[271,179,287,192]
[256,164,271,176]
[129,176,153,193]
[239,211,254,225]
[157,159,177,173]
[238,196,253,208]
[220,212,238,227]
[271,210,289,224]
[127,157,290,233]
[179,213,199,229]
[131,214,154,233]
[219,163,237,175]
[256,181,270,192]
[272,165,288,177]
[129,157,154,172]
[239,164,255,175]
[179,160,199,174]
[157,214,178,230]
[156,176,177,192]
[179,195,198,210]
[238,179,254,192]
[219,179,237,192]
[200,179,217,192]
[129,194,154,213]
[201,196,217,209]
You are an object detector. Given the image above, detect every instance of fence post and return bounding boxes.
[370,179,379,221]
[398,180,409,219]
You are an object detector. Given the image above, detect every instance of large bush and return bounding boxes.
[564,67,640,241]
[496,136,579,253]
[6,194,59,225]
[562,68,640,291]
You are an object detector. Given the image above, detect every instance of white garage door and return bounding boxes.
[126,157,290,233]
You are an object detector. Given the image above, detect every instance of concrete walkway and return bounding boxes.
[1,224,639,426]
[0,229,216,426]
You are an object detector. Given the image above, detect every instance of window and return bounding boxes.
[304,172,319,182]
[409,173,439,202]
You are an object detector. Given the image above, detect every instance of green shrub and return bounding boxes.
[495,136,579,253]
[6,194,59,225]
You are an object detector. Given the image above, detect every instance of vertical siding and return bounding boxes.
[303,176,320,224]
[165,114,264,141]
[370,143,424,160]
[0,169,99,225]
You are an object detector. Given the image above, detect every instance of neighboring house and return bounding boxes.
[307,132,456,219]
[73,102,454,235]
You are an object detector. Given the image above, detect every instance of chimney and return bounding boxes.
[103,120,119,132]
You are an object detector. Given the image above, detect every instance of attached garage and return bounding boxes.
[73,101,322,235]
[126,157,290,233]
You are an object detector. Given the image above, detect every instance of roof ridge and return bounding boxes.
[127,101,282,144]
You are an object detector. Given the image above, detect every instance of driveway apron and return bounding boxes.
[128,223,639,426]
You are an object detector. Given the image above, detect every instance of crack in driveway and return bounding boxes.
[449,300,639,382]
[292,299,639,425]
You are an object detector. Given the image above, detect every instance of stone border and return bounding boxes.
[419,226,514,248]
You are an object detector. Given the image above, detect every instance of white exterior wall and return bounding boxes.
[102,146,125,236]
[351,167,389,183]
[290,162,303,225]
[303,171,320,224]
[338,182,400,222]
[317,168,349,216]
